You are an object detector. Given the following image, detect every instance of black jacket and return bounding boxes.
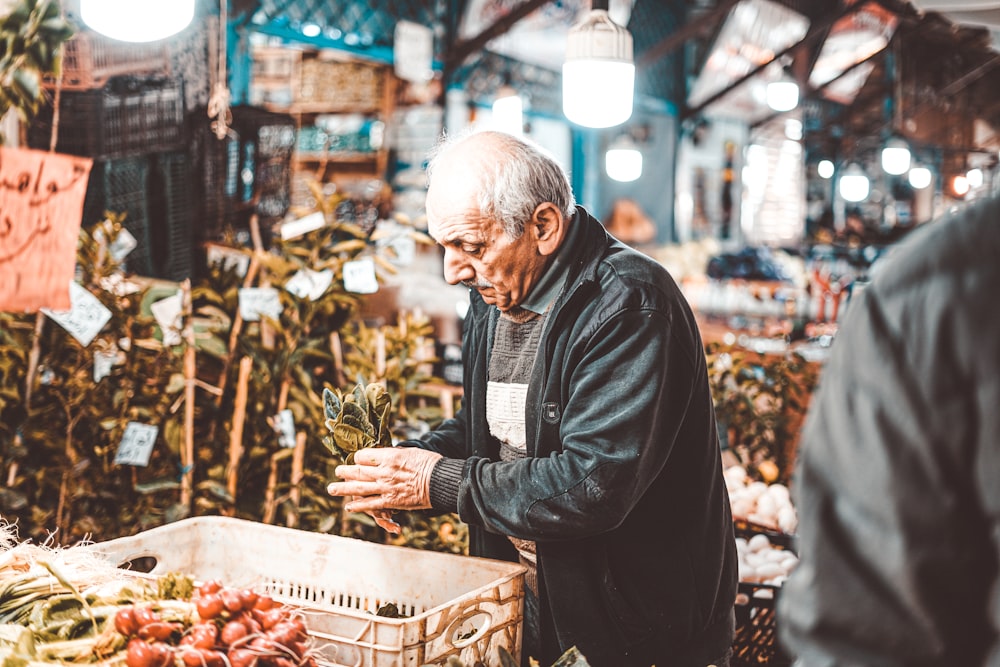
[778,195,1000,665]
[414,209,737,665]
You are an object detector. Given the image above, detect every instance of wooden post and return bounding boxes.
[216,255,261,407]
[226,356,253,507]
[286,432,306,528]
[180,279,196,509]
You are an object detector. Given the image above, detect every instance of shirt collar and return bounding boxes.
[519,217,573,315]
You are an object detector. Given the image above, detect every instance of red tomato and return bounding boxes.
[126,639,171,667]
[252,595,275,611]
[132,606,160,628]
[227,648,257,667]
[237,589,258,610]
[221,589,245,614]
[137,622,182,642]
[181,622,218,650]
[196,594,225,621]
[197,580,223,597]
[220,620,248,647]
[114,607,139,636]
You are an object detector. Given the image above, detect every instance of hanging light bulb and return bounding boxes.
[563,8,634,128]
[908,165,932,189]
[839,163,870,202]
[492,82,523,136]
[81,0,195,42]
[765,79,799,112]
[881,136,911,175]
[605,134,642,182]
[966,167,983,189]
[817,159,835,179]
[951,174,970,197]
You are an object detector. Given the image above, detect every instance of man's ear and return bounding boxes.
[532,202,566,255]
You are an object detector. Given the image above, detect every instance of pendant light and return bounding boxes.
[765,78,799,112]
[881,136,911,175]
[880,40,911,176]
[839,163,870,202]
[562,0,634,129]
[81,0,195,43]
[817,159,835,179]
[605,134,642,182]
[908,165,931,189]
[492,77,523,136]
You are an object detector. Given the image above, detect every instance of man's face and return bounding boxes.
[426,203,546,313]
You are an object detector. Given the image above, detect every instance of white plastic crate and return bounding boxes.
[89,516,524,667]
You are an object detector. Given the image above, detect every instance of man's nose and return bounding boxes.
[442,248,474,285]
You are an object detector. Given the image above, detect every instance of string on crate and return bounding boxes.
[207,0,232,140]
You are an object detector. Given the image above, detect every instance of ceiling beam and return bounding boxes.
[636,0,740,70]
[442,0,552,71]
[682,0,875,121]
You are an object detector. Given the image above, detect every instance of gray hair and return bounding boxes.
[426,130,577,239]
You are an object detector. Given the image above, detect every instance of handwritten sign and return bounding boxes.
[41,281,113,347]
[114,421,159,467]
[343,258,379,294]
[238,287,283,322]
[0,147,93,312]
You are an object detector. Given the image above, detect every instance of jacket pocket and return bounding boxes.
[599,547,655,645]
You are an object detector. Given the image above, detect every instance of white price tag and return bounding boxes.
[285,268,334,301]
[41,282,112,347]
[150,290,183,346]
[343,258,379,294]
[272,409,296,449]
[99,273,142,296]
[114,422,159,467]
[390,234,416,266]
[206,244,251,277]
[280,211,326,240]
[93,227,138,261]
[238,287,283,322]
[93,348,117,382]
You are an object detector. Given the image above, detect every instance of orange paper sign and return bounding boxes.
[0,147,93,312]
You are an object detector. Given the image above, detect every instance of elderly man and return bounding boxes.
[328,130,736,666]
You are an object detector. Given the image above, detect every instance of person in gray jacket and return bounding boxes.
[778,193,1000,665]
[328,130,737,666]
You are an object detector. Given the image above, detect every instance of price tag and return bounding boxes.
[343,258,379,294]
[390,234,416,266]
[150,290,183,346]
[41,282,112,347]
[286,268,334,301]
[99,273,142,296]
[114,422,159,467]
[238,287,283,322]
[271,409,296,449]
[280,211,326,240]
[93,348,117,382]
[205,243,251,277]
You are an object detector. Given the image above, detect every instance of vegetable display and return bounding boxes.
[0,530,315,667]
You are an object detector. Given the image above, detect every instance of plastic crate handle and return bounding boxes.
[444,609,494,649]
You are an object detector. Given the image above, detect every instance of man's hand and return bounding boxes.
[327,447,443,533]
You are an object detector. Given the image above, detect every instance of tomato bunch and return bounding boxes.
[115,580,317,667]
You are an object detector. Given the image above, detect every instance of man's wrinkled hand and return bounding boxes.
[327,447,443,531]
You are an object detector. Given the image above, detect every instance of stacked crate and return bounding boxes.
[189,105,296,245]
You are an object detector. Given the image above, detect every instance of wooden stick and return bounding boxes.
[375,329,386,382]
[330,331,344,386]
[286,431,306,528]
[180,279,196,510]
[24,312,45,409]
[215,255,261,407]
[226,356,254,508]
[262,452,280,525]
